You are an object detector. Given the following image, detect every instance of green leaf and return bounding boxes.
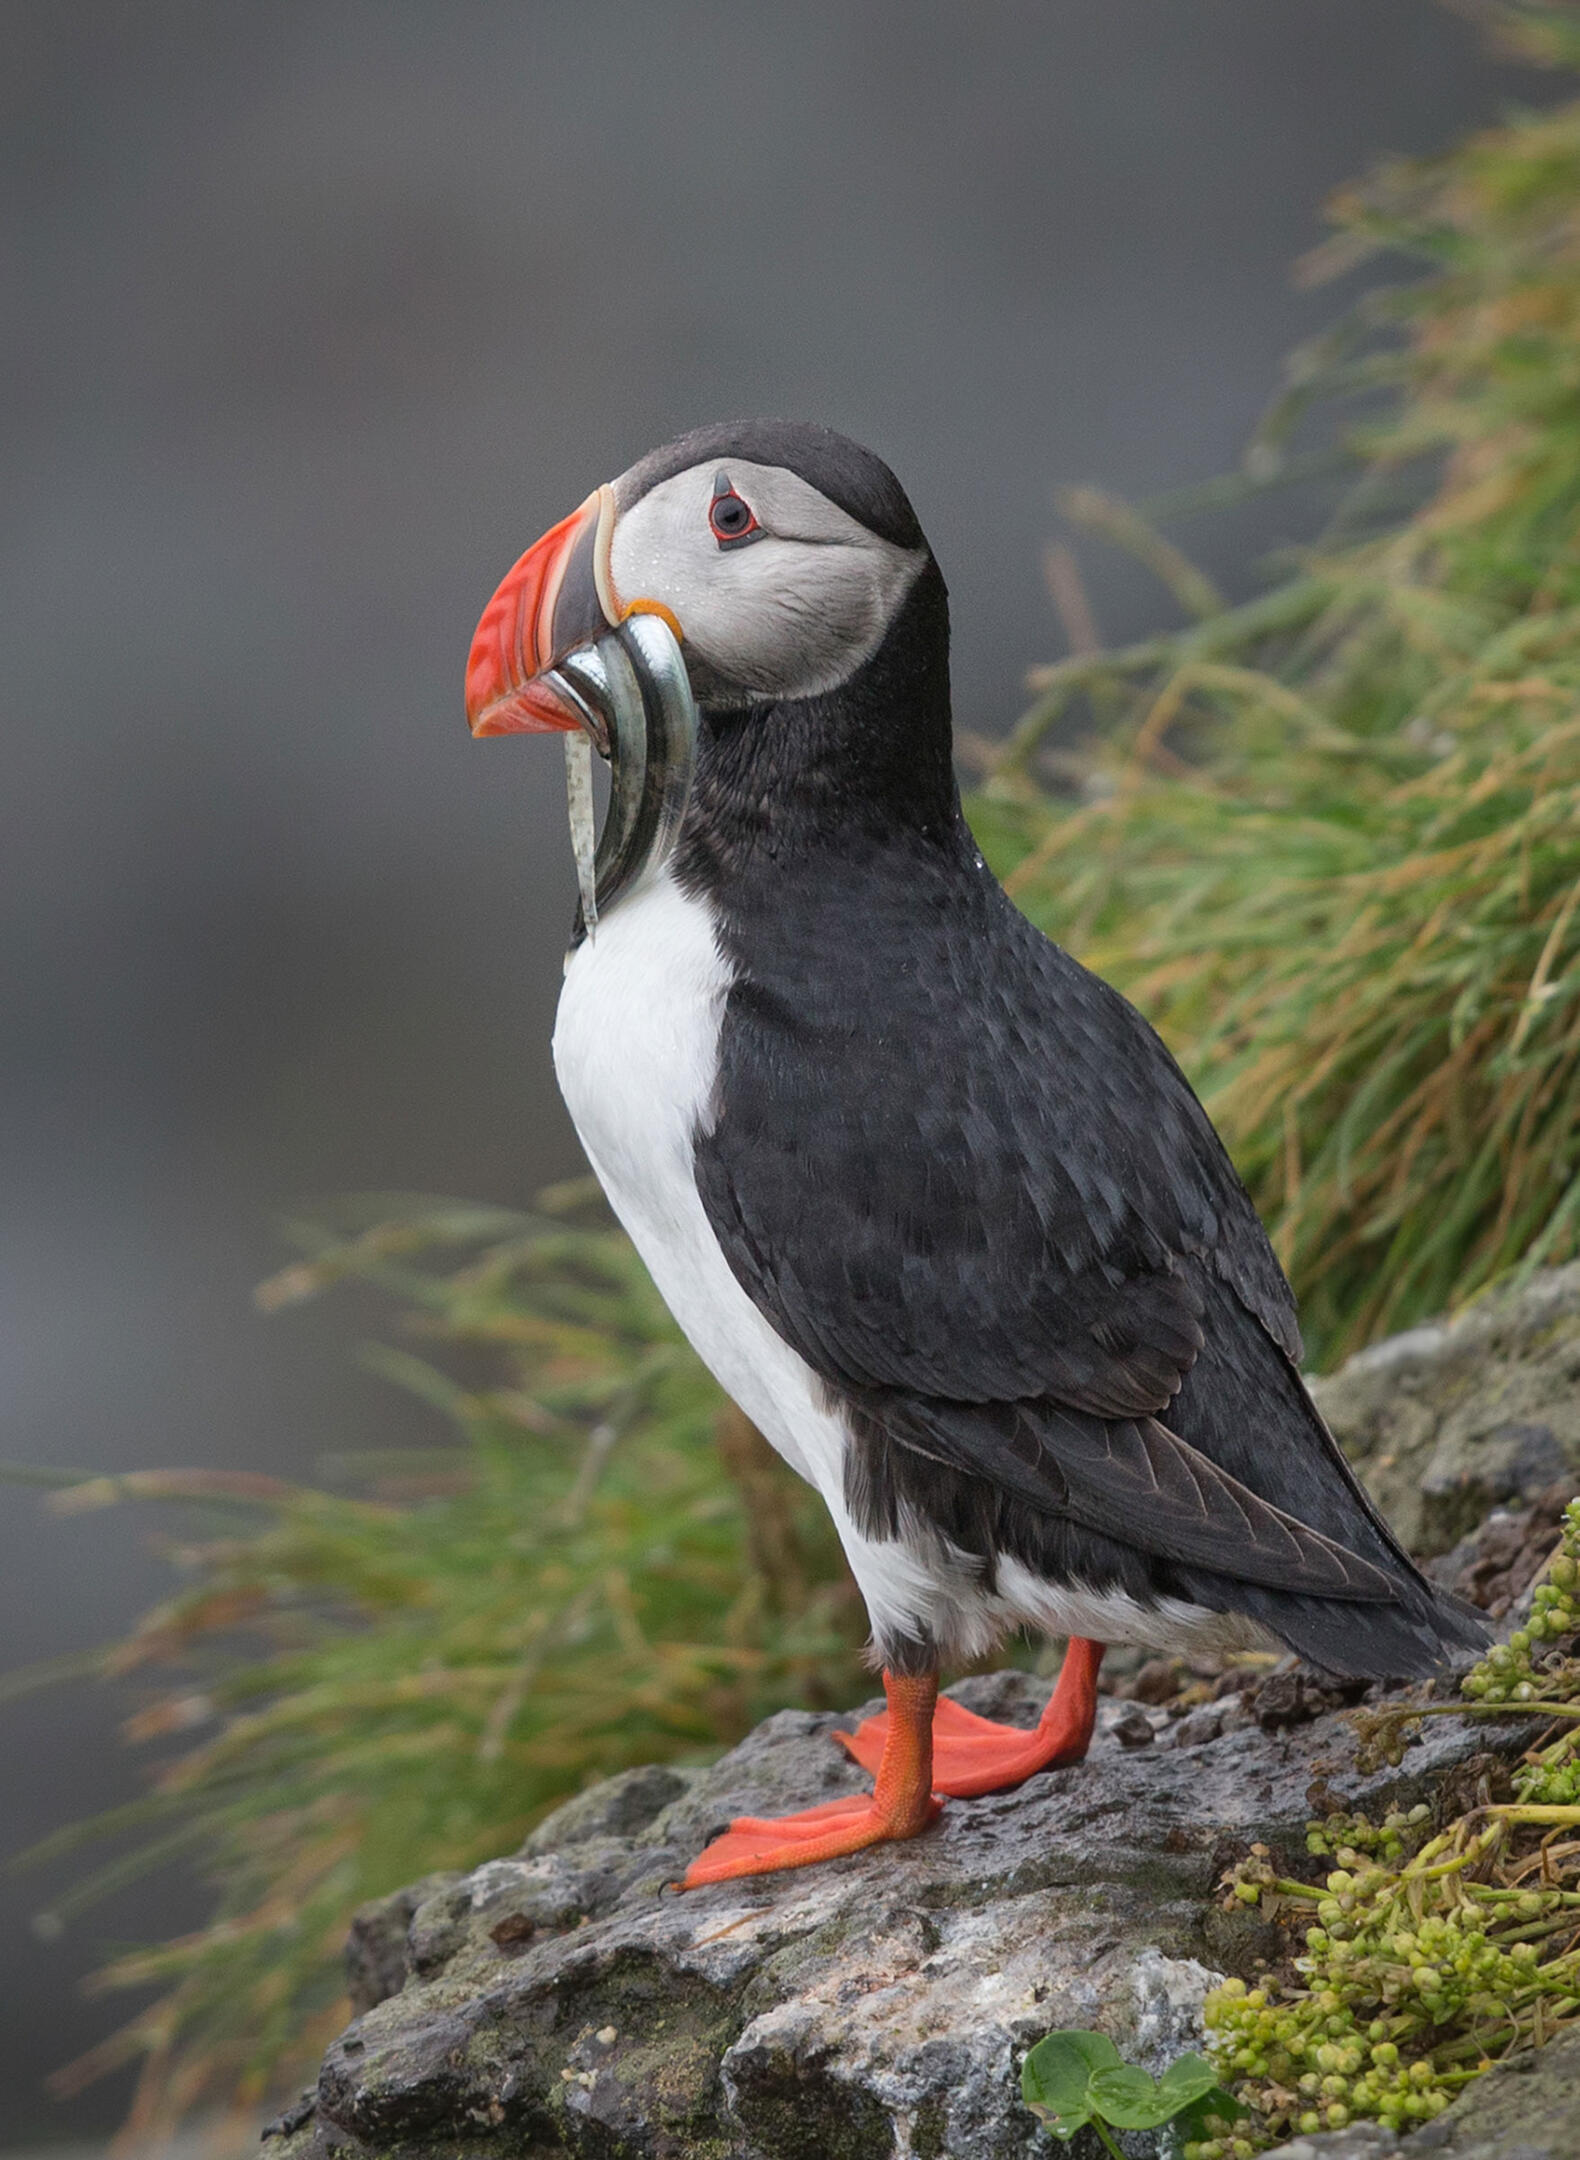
[1087,2061,1169,2129]
[1169,2083,1250,2141]
[1021,2029,1121,2126]
[1154,2053,1221,2114]
[1024,2036,1237,2141]
[1027,2115,1090,2146]
[1047,2030,1125,2077]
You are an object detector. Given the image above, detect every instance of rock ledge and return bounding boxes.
[268,1670,1516,2160]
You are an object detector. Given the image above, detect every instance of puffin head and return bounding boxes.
[466,423,953,919]
[464,420,931,738]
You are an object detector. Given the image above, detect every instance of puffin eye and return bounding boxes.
[708,471,761,550]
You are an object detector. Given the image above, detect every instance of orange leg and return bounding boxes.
[681,1670,943,1887]
[836,1637,1104,1799]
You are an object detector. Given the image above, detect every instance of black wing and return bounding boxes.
[699,850,1297,1419]
[695,846,1433,1618]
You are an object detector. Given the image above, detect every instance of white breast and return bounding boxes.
[551,869,837,1487]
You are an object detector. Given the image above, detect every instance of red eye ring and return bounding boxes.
[708,476,760,549]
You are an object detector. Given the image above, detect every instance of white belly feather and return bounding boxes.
[550,868,1243,1663]
[553,868,839,1490]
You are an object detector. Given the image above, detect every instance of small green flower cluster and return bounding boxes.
[1462,1518,1579,1713]
[1194,1510,1580,2152]
[1198,1976,1461,2151]
[1197,1832,1480,2156]
[1516,1748,1580,1806]
[1464,1501,1580,1804]
[1195,1794,1580,2154]
[1201,1944,1502,2151]
[1304,1805,1427,1865]
[1180,2124,1257,2160]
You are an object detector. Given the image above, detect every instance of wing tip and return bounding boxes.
[1255,1580,1493,1681]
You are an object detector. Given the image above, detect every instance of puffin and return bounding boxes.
[464,420,1486,1888]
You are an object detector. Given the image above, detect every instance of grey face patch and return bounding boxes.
[607,457,927,702]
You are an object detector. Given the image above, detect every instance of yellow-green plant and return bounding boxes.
[4,1191,861,2137]
[1197,1496,1580,2155]
[975,0,1580,1364]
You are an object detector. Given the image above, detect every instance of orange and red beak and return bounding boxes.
[465,494,702,917]
[465,486,623,736]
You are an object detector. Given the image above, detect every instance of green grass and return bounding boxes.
[974,0,1580,1363]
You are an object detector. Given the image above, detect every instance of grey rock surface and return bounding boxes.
[1311,1263,1580,1556]
[266,1669,1520,2160]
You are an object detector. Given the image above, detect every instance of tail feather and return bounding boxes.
[1177,1570,1490,1680]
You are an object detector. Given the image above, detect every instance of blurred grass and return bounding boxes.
[10,0,1580,2133]
[5,1190,861,2136]
[974,0,1580,1363]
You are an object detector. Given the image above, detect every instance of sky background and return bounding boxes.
[0,1,1560,2142]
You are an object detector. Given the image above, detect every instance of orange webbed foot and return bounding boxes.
[680,1669,942,1888]
[681,1789,942,1886]
[837,1638,1104,1799]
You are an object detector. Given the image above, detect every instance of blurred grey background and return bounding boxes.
[0,0,1557,2141]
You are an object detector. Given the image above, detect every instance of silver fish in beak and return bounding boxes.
[545,615,697,933]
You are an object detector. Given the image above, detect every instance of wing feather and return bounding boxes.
[874,1394,1395,1601]
[698,858,1295,1420]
